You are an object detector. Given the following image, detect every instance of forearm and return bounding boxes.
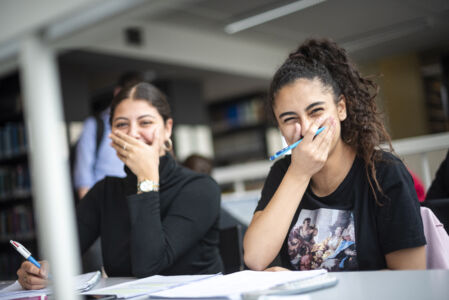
[244,170,310,270]
[128,192,167,277]
[127,176,221,277]
[76,185,102,254]
[385,246,426,270]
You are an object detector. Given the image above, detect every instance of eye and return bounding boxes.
[114,122,128,128]
[310,108,324,115]
[140,120,153,126]
[283,117,298,123]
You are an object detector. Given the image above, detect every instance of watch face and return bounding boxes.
[140,180,152,192]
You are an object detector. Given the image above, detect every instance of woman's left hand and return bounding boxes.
[110,129,161,182]
[264,266,290,272]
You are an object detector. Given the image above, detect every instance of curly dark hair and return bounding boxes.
[268,38,393,204]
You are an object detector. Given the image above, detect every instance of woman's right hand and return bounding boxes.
[287,117,336,179]
[17,261,49,290]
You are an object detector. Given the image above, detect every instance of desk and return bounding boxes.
[96,270,449,300]
[295,270,449,300]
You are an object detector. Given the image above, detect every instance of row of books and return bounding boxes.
[213,130,265,162]
[0,122,28,159]
[0,205,35,240]
[210,97,266,132]
[0,165,31,200]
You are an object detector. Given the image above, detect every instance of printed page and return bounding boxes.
[152,270,326,299]
[0,271,100,300]
[83,274,218,299]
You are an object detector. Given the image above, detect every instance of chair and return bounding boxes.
[421,198,449,235]
[219,225,245,274]
[81,238,103,273]
[420,207,449,269]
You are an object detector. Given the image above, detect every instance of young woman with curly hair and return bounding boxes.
[243,38,426,271]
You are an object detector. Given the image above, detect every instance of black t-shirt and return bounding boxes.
[77,154,223,277]
[427,150,449,200]
[255,151,426,271]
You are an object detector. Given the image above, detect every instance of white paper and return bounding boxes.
[0,271,100,300]
[83,274,217,299]
[152,270,326,299]
[263,295,311,300]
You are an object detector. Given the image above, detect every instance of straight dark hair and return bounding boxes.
[110,82,172,125]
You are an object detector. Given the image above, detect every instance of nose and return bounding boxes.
[128,122,140,139]
[299,119,312,136]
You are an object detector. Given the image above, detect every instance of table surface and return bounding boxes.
[94,269,449,300]
[3,270,448,300]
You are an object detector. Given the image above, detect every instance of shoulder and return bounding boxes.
[372,150,415,198]
[179,166,220,192]
[78,116,97,140]
[83,115,97,128]
[92,176,121,192]
[374,151,409,181]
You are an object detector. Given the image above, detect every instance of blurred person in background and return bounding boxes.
[73,72,144,200]
[426,150,449,200]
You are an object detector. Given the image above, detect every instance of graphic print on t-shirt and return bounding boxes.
[288,208,358,271]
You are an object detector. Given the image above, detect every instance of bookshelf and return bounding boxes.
[0,72,37,280]
[208,92,271,166]
[420,52,449,134]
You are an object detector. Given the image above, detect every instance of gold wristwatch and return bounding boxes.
[137,179,159,193]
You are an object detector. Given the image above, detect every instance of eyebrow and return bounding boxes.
[113,114,155,122]
[137,114,155,120]
[278,111,296,119]
[113,117,128,123]
[305,101,325,111]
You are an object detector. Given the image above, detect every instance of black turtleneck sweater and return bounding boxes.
[76,154,223,277]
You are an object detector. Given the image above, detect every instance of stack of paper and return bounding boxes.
[82,274,216,299]
[0,271,100,300]
[151,270,326,299]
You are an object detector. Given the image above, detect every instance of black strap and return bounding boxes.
[94,114,105,159]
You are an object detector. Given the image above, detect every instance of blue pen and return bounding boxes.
[10,240,51,278]
[269,127,326,161]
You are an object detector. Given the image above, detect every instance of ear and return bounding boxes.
[337,95,347,121]
[164,118,173,140]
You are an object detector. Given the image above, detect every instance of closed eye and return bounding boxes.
[115,122,128,128]
[310,108,324,115]
[283,117,297,123]
[140,120,153,126]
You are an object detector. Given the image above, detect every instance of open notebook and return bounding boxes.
[0,271,100,300]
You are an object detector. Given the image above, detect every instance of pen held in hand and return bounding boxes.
[10,240,52,279]
[269,127,326,161]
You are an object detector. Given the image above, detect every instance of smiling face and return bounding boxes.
[273,77,347,153]
[111,98,173,155]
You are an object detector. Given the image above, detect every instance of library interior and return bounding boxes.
[1,0,449,299]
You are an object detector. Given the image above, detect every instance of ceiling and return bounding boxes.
[57,0,449,101]
[143,0,449,61]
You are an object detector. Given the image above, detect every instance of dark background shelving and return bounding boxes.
[0,71,37,280]
[208,92,272,166]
